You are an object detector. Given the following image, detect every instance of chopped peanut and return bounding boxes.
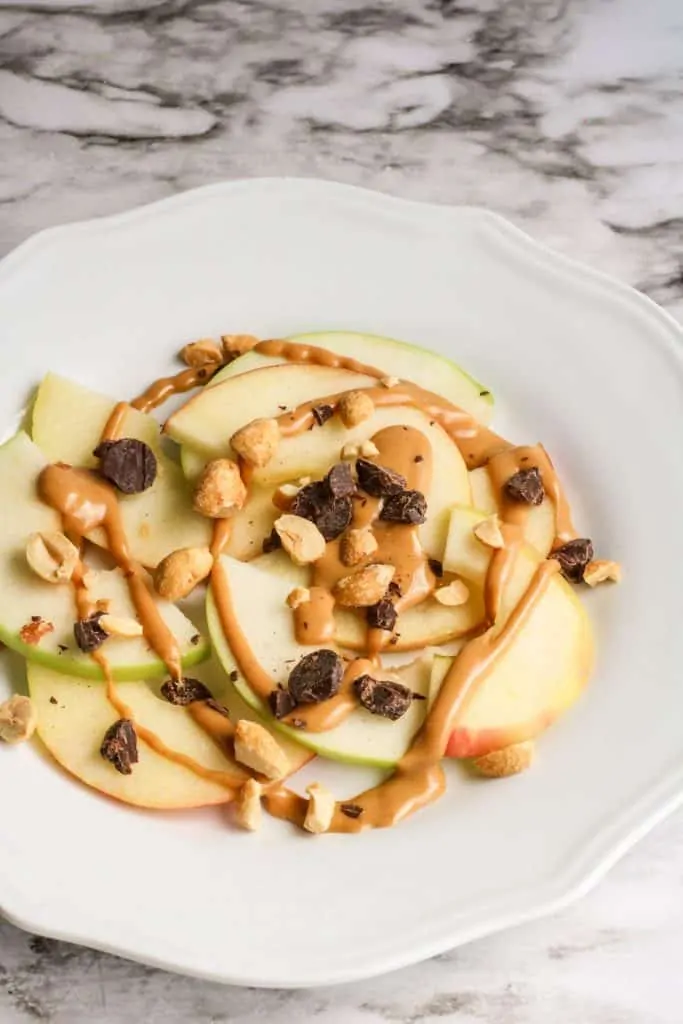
[337,391,375,428]
[272,483,300,512]
[471,741,534,778]
[341,443,360,460]
[230,418,280,468]
[221,334,259,359]
[26,531,79,585]
[193,458,246,518]
[0,695,37,745]
[286,586,311,610]
[584,560,622,587]
[434,580,470,606]
[180,338,223,369]
[234,720,290,780]
[99,614,144,639]
[380,376,400,388]
[304,782,336,834]
[334,563,395,607]
[234,778,263,831]
[340,527,378,567]
[274,515,326,565]
[359,440,379,457]
[154,546,213,601]
[473,514,505,549]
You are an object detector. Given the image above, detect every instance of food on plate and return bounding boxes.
[0,329,619,834]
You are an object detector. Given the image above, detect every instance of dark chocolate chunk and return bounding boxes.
[313,496,353,541]
[428,558,444,578]
[367,598,397,631]
[291,481,352,541]
[262,527,282,554]
[326,462,355,499]
[387,579,402,598]
[412,692,427,701]
[379,489,427,525]
[204,698,230,718]
[100,718,138,775]
[550,538,594,583]
[312,404,334,427]
[229,669,239,683]
[340,803,364,819]
[355,458,406,498]
[268,688,295,719]
[288,649,343,704]
[74,612,108,653]
[354,675,413,721]
[93,438,157,494]
[504,467,545,506]
[161,677,212,706]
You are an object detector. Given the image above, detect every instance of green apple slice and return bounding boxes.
[252,551,484,651]
[207,555,433,767]
[166,362,376,455]
[28,663,243,808]
[212,330,493,424]
[31,373,211,568]
[0,432,208,679]
[468,467,555,557]
[29,658,313,809]
[436,523,593,758]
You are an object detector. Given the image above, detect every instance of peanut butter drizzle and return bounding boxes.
[94,653,241,791]
[101,401,130,443]
[38,464,183,681]
[131,365,220,415]
[264,560,560,832]
[256,339,387,379]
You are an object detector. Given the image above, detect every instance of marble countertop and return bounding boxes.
[1,0,682,1020]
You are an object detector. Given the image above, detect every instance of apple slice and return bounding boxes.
[29,664,242,808]
[251,550,484,651]
[432,545,593,758]
[468,467,555,558]
[31,373,211,568]
[207,555,434,767]
[166,363,376,456]
[211,330,494,424]
[29,659,312,809]
[0,432,209,679]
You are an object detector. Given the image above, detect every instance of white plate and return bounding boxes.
[0,179,682,988]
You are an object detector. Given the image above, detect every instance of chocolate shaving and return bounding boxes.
[428,558,444,578]
[312,404,334,426]
[93,438,157,494]
[190,633,201,646]
[414,454,424,463]
[355,459,406,498]
[49,696,58,705]
[355,675,413,721]
[100,719,138,775]
[288,649,343,704]
[326,462,355,499]
[340,803,364,819]
[161,677,213,706]
[550,538,594,583]
[379,489,427,525]
[504,467,545,506]
[367,598,397,631]
[268,688,295,719]
[74,612,108,653]
[387,579,402,598]
[228,669,239,683]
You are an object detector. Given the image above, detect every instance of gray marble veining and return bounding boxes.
[1,0,682,1020]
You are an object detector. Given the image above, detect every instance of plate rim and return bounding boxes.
[1,176,682,987]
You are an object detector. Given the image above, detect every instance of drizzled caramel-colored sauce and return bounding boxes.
[38,464,183,680]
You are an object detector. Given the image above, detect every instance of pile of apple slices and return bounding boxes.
[0,329,595,826]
